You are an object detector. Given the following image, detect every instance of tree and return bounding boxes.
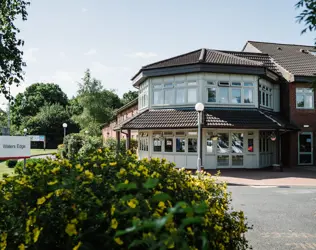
[23,103,79,148]
[11,83,69,127]
[0,0,30,99]
[122,90,138,104]
[73,69,123,135]
[296,0,316,44]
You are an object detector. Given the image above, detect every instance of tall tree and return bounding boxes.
[122,90,138,104]
[11,83,69,127]
[0,0,30,99]
[296,0,316,44]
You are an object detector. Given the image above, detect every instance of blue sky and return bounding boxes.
[1,0,315,106]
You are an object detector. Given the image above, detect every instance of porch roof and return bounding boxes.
[119,108,298,131]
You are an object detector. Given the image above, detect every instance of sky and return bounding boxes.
[0,0,315,107]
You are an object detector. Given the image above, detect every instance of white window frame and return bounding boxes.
[259,84,273,109]
[296,88,314,109]
[205,81,255,105]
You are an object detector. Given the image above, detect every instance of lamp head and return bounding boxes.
[195,102,204,112]
[62,123,68,128]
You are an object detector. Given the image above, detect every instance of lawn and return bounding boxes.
[31,149,56,156]
[0,161,14,178]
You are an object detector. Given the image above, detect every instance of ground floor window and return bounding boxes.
[298,132,313,165]
[139,137,149,151]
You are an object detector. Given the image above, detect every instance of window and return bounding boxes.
[206,133,215,153]
[207,88,216,102]
[296,88,314,109]
[188,138,197,152]
[206,81,255,104]
[248,139,254,152]
[259,84,273,108]
[139,82,149,110]
[153,138,162,152]
[232,155,243,166]
[219,87,229,103]
[217,155,229,166]
[165,138,173,152]
[139,136,148,151]
[232,133,243,153]
[176,138,185,152]
[217,133,229,153]
[152,82,198,105]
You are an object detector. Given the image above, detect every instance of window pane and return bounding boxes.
[188,88,197,103]
[262,92,265,105]
[208,88,216,102]
[217,133,229,153]
[232,155,243,166]
[165,138,173,152]
[188,82,197,86]
[153,91,163,105]
[299,154,312,164]
[153,138,162,152]
[232,89,241,104]
[219,88,228,103]
[176,138,185,152]
[175,88,185,104]
[232,133,243,153]
[217,155,229,166]
[153,84,162,89]
[248,138,254,152]
[305,95,313,108]
[175,82,185,87]
[164,83,173,88]
[206,137,214,153]
[244,82,253,87]
[266,93,269,107]
[299,134,312,152]
[296,94,304,107]
[188,138,197,152]
[164,89,174,104]
[244,88,253,103]
[232,82,241,86]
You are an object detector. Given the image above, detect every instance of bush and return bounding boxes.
[15,158,47,173]
[0,150,250,249]
[104,138,138,154]
[6,160,18,168]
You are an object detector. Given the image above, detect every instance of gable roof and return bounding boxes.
[246,41,316,78]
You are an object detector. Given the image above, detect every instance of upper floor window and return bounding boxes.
[296,88,314,109]
[139,82,149,110]
[152,82,197,105]
[206,81,254,104]
[259,84,273,109]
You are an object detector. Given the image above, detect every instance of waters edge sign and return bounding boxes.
[0,136,31,160]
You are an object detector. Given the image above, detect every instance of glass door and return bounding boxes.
[298,132,313,165]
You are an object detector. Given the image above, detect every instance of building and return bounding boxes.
[102,98,138,141]
[114,41,316,169]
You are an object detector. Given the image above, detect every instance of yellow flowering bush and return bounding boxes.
[0,149,250,249]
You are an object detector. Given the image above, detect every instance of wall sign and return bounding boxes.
[0,136,31,159]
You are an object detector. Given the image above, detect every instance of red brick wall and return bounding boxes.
[102,104,139,141]
[286,82,316,166]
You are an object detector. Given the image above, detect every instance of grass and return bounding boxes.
[31,149,56,156]
[0,161,14,179]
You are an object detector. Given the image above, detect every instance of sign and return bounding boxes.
[29,135,45,142]
[0,136,31,160]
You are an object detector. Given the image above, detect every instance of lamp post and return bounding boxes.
[195,103,204,173]
[62,123,68,139]
[23,128,27,171]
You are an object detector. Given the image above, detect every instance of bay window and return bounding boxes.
[259,84,273,109]
[152,82,198,105]
[296,88,314,109]
[206,81,254,104]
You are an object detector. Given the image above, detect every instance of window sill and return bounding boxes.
[296,107,314,110]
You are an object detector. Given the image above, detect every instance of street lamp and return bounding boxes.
[62,123,68,138]
[23,128,27,136]
[195,102,204,172]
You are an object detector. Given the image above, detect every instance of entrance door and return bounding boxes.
[298,132,313,165]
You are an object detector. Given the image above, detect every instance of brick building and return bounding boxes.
[102,98,138,141]
[111,41,315,169]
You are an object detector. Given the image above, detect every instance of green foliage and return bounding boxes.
[0,0,30,98]
[296,0,316,39]
[6,160,18,168]
[15,158,47,174]
[0,150,250,249]
[122,90,138,105]
[104,138,138,154]
[11,83,69,127]
[23,103,79,148]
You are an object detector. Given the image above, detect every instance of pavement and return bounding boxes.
[229,185,316,250]
[209,167,316,186]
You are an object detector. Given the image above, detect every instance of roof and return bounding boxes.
[120,108,297,130]
[246,41,316,77]
[115,98,138,114]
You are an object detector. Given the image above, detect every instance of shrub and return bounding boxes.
[15,158,47,173]
[6,159,18,168]
[63,133,86,160]
[0,150,250,249]
[104,138,138,154]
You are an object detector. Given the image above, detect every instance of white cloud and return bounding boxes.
[126,52,158,59]
[24,48,39,63]
[84,49,97,56]
[81,7,88,13]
